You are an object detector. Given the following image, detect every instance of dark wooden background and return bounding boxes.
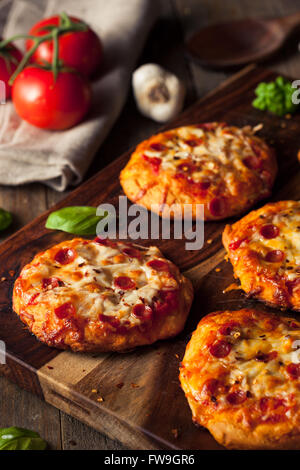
[0,0,300,450]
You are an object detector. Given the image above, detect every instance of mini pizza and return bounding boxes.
[120,122,277,220]
[180,308,300,449]
[223,200,300,311]
[13,238,193,352]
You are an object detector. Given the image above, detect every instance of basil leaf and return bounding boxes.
[0,208,12,232]
[253,76,298,116]
[0,427,47,450]
[45,206,108,235]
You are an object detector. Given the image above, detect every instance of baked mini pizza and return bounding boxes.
[223,200,300,311]
[13,238,193,352]
[120,122,277,220]
[180,308,300,449]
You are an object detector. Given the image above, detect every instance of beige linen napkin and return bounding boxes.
[0,0,158,190]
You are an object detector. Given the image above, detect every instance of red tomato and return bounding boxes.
[0,41,22,99]
[26,16,103,77]
[12,66,91,130]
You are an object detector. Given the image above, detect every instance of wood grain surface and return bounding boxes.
[0,0,300,451]
[0,63,299,449]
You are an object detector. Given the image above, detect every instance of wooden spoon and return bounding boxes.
[186,12,300,68]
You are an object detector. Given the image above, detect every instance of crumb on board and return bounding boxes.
[207,239,213,244]
[175,353,179,359]
[1,277,6,282]
[91,389,97,393]
[97,396,104,402]
[47,366,54,370]
[131,383,139,389]
[116,382,124,389]
[253,123,263,132]
[9,270,15,277]
[171,428,179,439]
[215,268,221,272]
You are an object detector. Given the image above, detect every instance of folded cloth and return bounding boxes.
[0,0,158,191]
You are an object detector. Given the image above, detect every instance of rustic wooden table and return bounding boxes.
[0,0,300,450]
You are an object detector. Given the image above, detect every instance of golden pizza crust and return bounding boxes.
[120,123,277,220]
[180,308,300,449]
[13,238,194,352]
[223,200,300,311]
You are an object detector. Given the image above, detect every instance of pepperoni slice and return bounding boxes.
[28,293,39,305]
[150,142,166,152]
[208,197,225,217]
[198,181,211,191]
[43,277,58,289]
[185,138,203,147]
[42,277,63,289]
[147,259,169,271]
[286,363,300,379]
[256,351,278,362]
[229,238,248,251]
[132,304,153,320]
[153,290,178,316]
[243,154,261,170]
[260,170,272,187]
[122,247,141,259]
[143,155,161,174]
[260,224,279,239]
[259,397,285,413]
[218,321,240,336]
[251,142,262,157]
[196,123,218,130]
[94,237,114,247]
[226,390,247,405]
[114,276,136,290]
[265,250,284,263]
[203,378,220,396]
[286,278,300,295]
[99,313,120,329]
[54,248,76,265]
[259,397,270,413]
[55,302,76,319]
[259,397,269,412]
[209,340,231,358]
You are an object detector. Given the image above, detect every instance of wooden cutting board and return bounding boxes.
[0,65,299,450]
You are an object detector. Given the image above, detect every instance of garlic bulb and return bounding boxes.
[132,64,185,123]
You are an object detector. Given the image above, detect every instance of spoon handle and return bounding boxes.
[277,10,300,33]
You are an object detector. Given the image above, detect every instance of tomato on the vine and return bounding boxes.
[26,15,103,77]
[12,66,91,130]
[0,41,22,99]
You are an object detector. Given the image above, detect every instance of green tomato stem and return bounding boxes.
[52,29,59,82]
[5,11,88,85]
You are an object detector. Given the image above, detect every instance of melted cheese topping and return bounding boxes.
[222,323,299,402]
[142,123,272,195]
[182,311,300,423]
[250,201,300,281]
[19,239,179,326]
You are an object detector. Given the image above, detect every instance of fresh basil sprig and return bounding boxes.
[0,427,47,450]
[45,206,108,235]
[253,76,298,116]
[0,208,12,232]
